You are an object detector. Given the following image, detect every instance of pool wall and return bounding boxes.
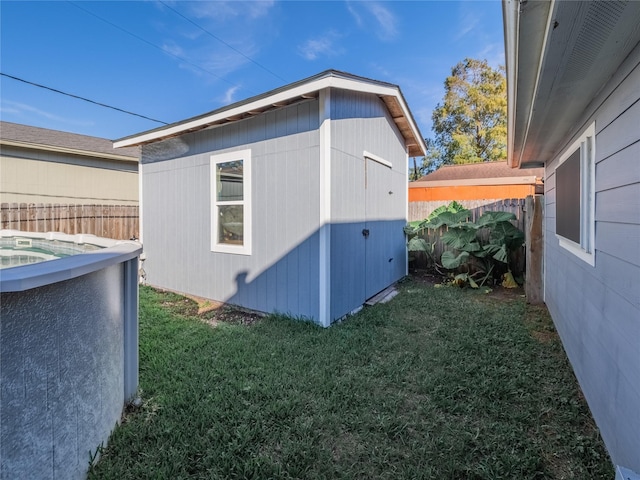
[0,230,142,480]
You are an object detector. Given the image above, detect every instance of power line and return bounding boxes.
[67,1,256,95]
[0,72,169,125]
[158,1,287,83]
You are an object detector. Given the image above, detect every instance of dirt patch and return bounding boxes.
[409,269,525,300]
[200,306,265,327]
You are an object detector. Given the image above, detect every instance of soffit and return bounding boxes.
[509,0,640,167]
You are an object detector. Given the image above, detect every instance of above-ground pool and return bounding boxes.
[0,230,142,480]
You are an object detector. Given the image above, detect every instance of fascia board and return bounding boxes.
[408,176,540,188]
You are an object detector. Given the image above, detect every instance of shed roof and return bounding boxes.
[411,161,543,187]
[114,70,427,157]
[0,121,140,162]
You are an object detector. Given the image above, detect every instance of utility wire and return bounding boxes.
[0,72,169,125]
[158,1,287,83]
[67,1,256,95]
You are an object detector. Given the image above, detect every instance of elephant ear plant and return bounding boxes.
[405,202,525,288]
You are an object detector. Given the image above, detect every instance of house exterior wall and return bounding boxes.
[141,100,323,320]
[329,89,408,318]
[0,146,138,205]
[543,44,640,472]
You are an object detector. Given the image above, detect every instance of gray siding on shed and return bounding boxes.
[140,87,410,325]
[142,100,322,320]
[329,89,408,319]
[543,44,640,471]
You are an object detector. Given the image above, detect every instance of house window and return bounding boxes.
[555,123,595,266]
[211,149,252,255]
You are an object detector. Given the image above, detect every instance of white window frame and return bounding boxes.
[210,149,252,255]
[555,122,595,266]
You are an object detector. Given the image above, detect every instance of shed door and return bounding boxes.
[364,155,396,299]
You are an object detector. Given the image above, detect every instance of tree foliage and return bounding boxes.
[410,138,443,180]
[432,58,507,165]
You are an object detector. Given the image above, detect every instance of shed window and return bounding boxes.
[555,123,595,266]
[211,150,252,255]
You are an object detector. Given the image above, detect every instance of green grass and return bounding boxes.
[89,280,612,479]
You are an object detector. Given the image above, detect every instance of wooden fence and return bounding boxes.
[409,198,526,222]
[409,198,527,276]
[1,203,139,240]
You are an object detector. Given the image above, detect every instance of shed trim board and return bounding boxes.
[318,88,332,328]
[114,70,426,158]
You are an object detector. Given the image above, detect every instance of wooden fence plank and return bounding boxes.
[0,203,138,240]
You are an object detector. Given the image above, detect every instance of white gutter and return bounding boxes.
[503,0,520,168]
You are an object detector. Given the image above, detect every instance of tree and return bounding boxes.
[410,138,443,180]
[432,58,506,165]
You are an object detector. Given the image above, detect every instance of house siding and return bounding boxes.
[141,100,322,320]
[543,44,640,471]
[0,146,138,205]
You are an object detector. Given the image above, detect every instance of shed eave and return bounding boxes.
[114,71,426,157]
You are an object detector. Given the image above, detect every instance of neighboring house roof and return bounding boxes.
[410,161,543,188]
[0,121,140,162]
[114,69,427,157]
[502,0,640,168]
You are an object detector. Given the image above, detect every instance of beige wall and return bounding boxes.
[0,155,138,205]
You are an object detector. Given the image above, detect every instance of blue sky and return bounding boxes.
[0,1,505,144]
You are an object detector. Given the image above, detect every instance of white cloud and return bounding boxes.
[348,2,398,42]
[298,31,344,60]
[477,42,505,68]
[221,85,240,104]
[0,100,93,126]
[346,2,363,27]
[162,41,185,58]
[365,3,398,41]
[188,1,275,22]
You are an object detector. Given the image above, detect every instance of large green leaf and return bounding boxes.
[423,210,471,229]
[441,250,470,269]
[441,228,478,250]
[476,210,517,227]
[407,237,433,253]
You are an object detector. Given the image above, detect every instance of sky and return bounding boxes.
[0,1,505,145]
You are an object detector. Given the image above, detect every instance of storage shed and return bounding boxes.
[115,70,426,327]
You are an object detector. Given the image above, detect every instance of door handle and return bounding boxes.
[362,229,370,238]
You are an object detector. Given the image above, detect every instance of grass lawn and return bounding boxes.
[89,279,611,479]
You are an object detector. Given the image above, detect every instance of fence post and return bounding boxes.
[525,195,544,304]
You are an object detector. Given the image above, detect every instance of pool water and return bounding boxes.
[0,236,102,269]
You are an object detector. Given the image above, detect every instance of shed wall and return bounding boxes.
[141,100,322,320]
[543,44,640,472]
[329,89,408,318]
